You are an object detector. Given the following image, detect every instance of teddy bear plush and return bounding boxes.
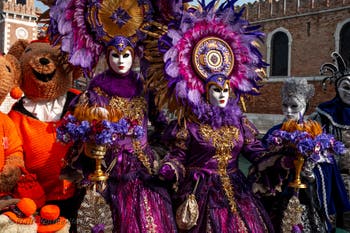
[6,38,82,230]
[0,53,24,202]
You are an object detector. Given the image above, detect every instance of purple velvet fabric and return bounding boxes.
[73,69,177,233]
[163,115,274,233]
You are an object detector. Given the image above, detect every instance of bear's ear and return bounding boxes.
[7,39,30,60]
[4,54,21,86]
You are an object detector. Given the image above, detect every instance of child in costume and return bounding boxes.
[311,52,350,231]
[147,1,274,232]
[0,197,37,233]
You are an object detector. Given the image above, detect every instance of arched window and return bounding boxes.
[340,22,350,66]
[271,31,289,76]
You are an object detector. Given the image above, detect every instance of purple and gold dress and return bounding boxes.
[70,69,177,233]
[161,101,274,233]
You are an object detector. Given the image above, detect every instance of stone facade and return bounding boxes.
[0,0,38,54]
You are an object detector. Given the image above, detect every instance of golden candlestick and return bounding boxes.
[289,152,307,189]
[84,143,108,182]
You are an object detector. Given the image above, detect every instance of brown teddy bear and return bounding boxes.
[7,38,82,231]
[0,53,24,203]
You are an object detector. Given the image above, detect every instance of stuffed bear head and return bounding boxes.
[0,54,21,105]
[7,39,81,102]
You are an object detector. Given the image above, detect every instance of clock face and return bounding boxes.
[15,27,28,39]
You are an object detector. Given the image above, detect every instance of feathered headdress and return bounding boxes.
[320,52,350,91]
[145,0,267,121]
[45,0,153,76]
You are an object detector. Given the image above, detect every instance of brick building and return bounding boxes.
[236,0,350,120]
[0,0,38,54]
[0,0,38,113]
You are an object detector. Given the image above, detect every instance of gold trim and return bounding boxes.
[199,124,239,213]
[192,37,234,80]
[133,139,152,175]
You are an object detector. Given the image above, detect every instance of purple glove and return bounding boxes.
[159,164,175,181]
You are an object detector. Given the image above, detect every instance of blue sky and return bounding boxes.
[34,0,256,11]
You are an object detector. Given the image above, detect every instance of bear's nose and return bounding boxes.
[39,57,50,65]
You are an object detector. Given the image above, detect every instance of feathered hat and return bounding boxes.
[320,52,350,91]
[145,0,267,121]
[47,0,153,75]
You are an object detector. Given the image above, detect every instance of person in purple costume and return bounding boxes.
[158,73,274,233]
[67,36,177,233]
[144,2,275,231]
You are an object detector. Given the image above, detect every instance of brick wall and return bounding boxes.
[236,0,350,114]
[246,78,336,114]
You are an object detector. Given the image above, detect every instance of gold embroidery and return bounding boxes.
[109,95,147,123]
[243,117,257,136]
[175,128,189,150]
[143,195,157,233]
[199,124,239,213]
[133,139,152,175]
[73,88,147,123]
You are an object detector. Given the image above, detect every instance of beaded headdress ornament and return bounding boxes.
[281,78,315,104]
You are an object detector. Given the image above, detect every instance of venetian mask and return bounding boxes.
[337,76,350,105]
[108,49,133,75]
[106,36,134,75]
[282,95,306,121]
[206,74,230,108]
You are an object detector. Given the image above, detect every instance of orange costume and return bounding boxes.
[0,112,23,198]
[8,91,77,202]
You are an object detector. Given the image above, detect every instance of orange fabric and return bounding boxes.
[3,211,35,225]
[0,112,23,197]
[16,198,37,216]
[36,205,67,232]
[8,110,75,201]
[68,88,81,96]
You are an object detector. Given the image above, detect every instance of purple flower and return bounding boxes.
[297,138,314,155]
[315,134,331,150]
[133,125,144,140]
[333,141,345,155]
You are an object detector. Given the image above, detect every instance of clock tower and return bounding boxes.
[0,0,38,54]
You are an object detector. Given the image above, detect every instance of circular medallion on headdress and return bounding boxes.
[88,0,148,44]
[192,37,234,80]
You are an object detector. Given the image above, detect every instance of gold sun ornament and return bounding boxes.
[192,37,234,80]
[88,0,147,43]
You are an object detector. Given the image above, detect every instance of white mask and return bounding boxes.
[337,77,350,105]
[108,49,133,75]
[208,83,230,108]
[282,96,306,121]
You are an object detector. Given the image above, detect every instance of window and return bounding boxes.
[340,22,350,66]
[271,31,289,76]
